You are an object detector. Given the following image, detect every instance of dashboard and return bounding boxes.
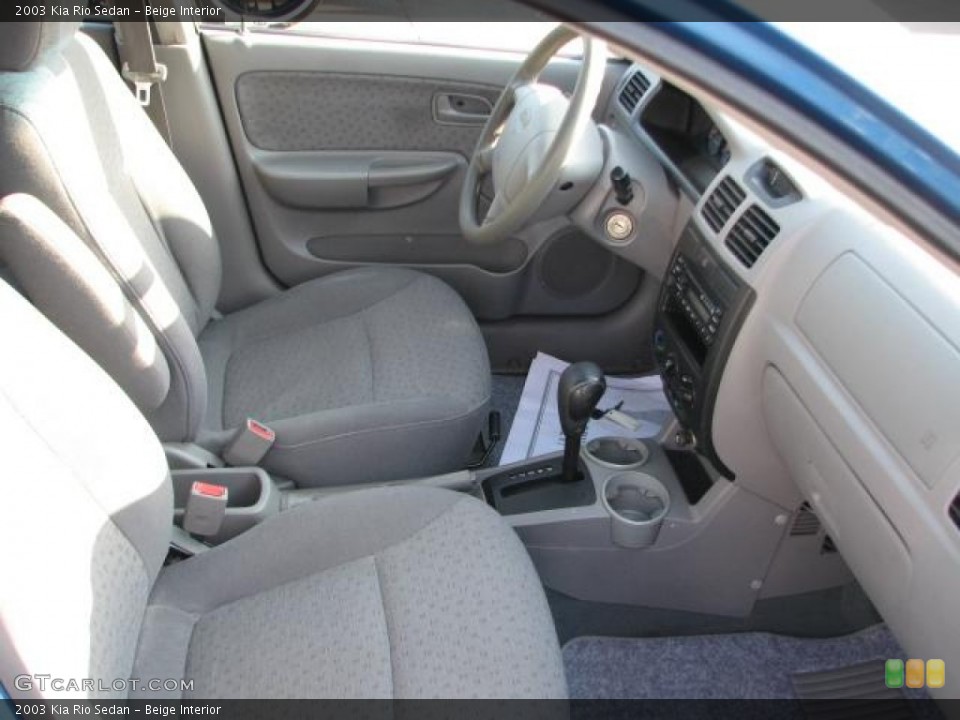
[572,61,960,697]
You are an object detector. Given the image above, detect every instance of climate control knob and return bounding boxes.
[662,355,678,377]
[653,329,667,354]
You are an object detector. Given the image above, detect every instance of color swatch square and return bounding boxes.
[927,660,945,689]
[906,659,925,689]
[885,659,905,688]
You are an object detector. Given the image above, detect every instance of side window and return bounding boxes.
[219,0,581,56]
[266,22,577,55]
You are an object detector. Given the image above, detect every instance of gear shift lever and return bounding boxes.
[558,362,606,482]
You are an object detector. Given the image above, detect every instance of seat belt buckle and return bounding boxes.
[223,418,276,467]
[183,482,228,537]
[121,62,168,106]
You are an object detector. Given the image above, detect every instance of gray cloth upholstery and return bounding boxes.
[0,194,171,412]
[198,267,490,485]
[0,280,172,701]
[0,280,566,700]
[0,22,490,486]
[0,25,213,442]
[137,486,567,699]
[0,21,79,72]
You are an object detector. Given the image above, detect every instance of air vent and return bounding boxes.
[619,71,651,113]
[950,492,960,530]
[725,204,780,268]
[701,176,745,232]
[790,502,821,536]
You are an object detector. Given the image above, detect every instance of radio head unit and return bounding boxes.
[654,222,755,477]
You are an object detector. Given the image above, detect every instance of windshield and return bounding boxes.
[774,22,960,154]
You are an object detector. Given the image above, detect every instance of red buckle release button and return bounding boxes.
[192,481,227,498]
[246,419,276,442]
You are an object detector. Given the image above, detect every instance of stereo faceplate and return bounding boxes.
[654,222,755,477]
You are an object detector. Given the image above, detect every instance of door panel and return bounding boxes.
[235,71,500,155]
[202,28,645,332]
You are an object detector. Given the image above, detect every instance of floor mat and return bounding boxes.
[563,624,927,700]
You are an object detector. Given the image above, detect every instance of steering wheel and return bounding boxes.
[459,26,606,246]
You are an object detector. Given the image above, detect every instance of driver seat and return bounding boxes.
[0,23,490,487]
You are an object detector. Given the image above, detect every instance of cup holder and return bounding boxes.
[602,472,670,548]
[584,436,650,469]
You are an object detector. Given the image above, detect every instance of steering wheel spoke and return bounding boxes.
[483,191,509,226]
[475,141,497,174]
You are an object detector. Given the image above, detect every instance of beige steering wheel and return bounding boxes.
[459,26,605,245]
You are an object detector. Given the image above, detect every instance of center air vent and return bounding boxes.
[790,502,821,536]
[725,204,780,268]
[619,71,651,113]
[701,176,745,233]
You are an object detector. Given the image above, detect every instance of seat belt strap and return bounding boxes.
[115,13,172,146]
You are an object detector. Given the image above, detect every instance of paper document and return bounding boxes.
[499,352,672,466]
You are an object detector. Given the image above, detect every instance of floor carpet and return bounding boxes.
[562,624,927,700]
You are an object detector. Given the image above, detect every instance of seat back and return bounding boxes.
[0,21,220,442]
[0,279,172,699]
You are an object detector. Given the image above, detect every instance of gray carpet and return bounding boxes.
[563,624,926,700]
[487,374,526,466]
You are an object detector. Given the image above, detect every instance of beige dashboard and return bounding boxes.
[696,104,960,698]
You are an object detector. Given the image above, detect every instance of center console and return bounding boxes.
[165,236,767,614]
[654,222,755,476]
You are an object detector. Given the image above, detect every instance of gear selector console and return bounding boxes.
[481,362,605,516]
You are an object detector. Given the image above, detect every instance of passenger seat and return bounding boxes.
[0,279,567,699]
[0,21,490,488]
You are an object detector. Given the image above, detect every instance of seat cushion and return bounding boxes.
[198,267,490,487]
[133,487,568,699]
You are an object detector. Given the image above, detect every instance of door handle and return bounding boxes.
[433,92,493,126]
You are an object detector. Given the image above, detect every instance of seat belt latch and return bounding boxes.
[183,482,228,537]
[223,418,276,467]
[121,62,168,106]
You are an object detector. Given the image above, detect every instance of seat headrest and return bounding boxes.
[0,22,81,72]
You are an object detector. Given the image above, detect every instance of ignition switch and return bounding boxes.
[605,212,634,242]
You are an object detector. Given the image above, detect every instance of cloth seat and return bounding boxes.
[198,266,490,484]
[136,486,566,698]
[0,22,490,488]
[0,278,568,699]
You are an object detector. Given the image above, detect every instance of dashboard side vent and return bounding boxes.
[701,176,746,232]
[790,502,821,536]
[950,492,960,530]
[619,71,651,113]
[725,204,780,268]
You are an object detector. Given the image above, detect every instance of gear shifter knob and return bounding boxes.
[558,361,606,439]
